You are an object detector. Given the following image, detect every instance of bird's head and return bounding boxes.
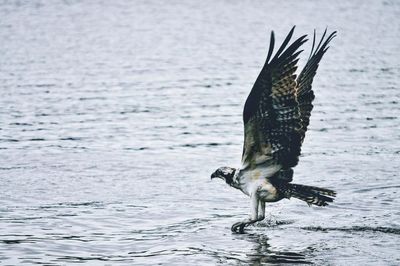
[211,167,236,185]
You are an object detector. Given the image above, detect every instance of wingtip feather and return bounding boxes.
[274,26,297,59]
[309,29,316,59]
[266,30,275,64]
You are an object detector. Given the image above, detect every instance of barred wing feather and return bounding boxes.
[242,26,306,171]
[241,27,336,179]
[297,29,337,142]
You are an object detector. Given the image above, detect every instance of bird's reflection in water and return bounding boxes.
[238,233,312,264]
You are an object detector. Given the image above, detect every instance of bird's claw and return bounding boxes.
[231,219,259,234]
[231,221,246,234]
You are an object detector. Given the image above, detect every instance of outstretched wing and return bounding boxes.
[241,26,307,172]
[297,29,337,142]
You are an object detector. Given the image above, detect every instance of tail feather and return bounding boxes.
[297,184,336,197]
[277,183,336,206]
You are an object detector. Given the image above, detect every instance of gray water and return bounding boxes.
[1,0,399,265]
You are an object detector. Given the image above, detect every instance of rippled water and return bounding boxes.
[1,0,399,265]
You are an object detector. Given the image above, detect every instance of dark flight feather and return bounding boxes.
[297,30,337,142]
[265,31,275,64]
[241,27,336,173]
[242,26,307,169]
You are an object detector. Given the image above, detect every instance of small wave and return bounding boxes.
[0,234,39,245]
[36,83,56,88]
[349,68,365,73]
[123,147,150,151]
[59,137,83,141]
[246,251,311,265]
[257,219,295,228]
[78,97,106,101]
[1,239,35,244]
[0,139,19,142]
[119,108,151,114]
[302,226,400,235]
[0,166,35,170]
[377,116,397,120]
[9,122,33,126]
[130,246,311,264]
[353,184,400,193]
[36,201,105,209]
[35,113,50,117]
[55,255,131,263]
[174,142,234,148]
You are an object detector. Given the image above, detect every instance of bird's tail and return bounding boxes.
[279,183,336,206]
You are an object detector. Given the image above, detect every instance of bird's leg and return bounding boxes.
[231,192,259,234]
[257,200,265,221]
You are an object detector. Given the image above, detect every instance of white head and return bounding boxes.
[210,166,236,185]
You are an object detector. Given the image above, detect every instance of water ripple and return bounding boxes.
[0,0,399,265]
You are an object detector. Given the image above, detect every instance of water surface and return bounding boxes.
[1,0,399,265]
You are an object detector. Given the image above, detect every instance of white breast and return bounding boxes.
[235,164,282,196]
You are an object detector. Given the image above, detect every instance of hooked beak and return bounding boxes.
[211,172,217,179]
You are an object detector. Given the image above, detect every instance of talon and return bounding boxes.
[239,223,246,234]
[231,220,259,234]
[231,222,243,233]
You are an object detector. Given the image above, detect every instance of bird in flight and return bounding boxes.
[211,26,337,234]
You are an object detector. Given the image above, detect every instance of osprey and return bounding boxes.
[211,26,337,234]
